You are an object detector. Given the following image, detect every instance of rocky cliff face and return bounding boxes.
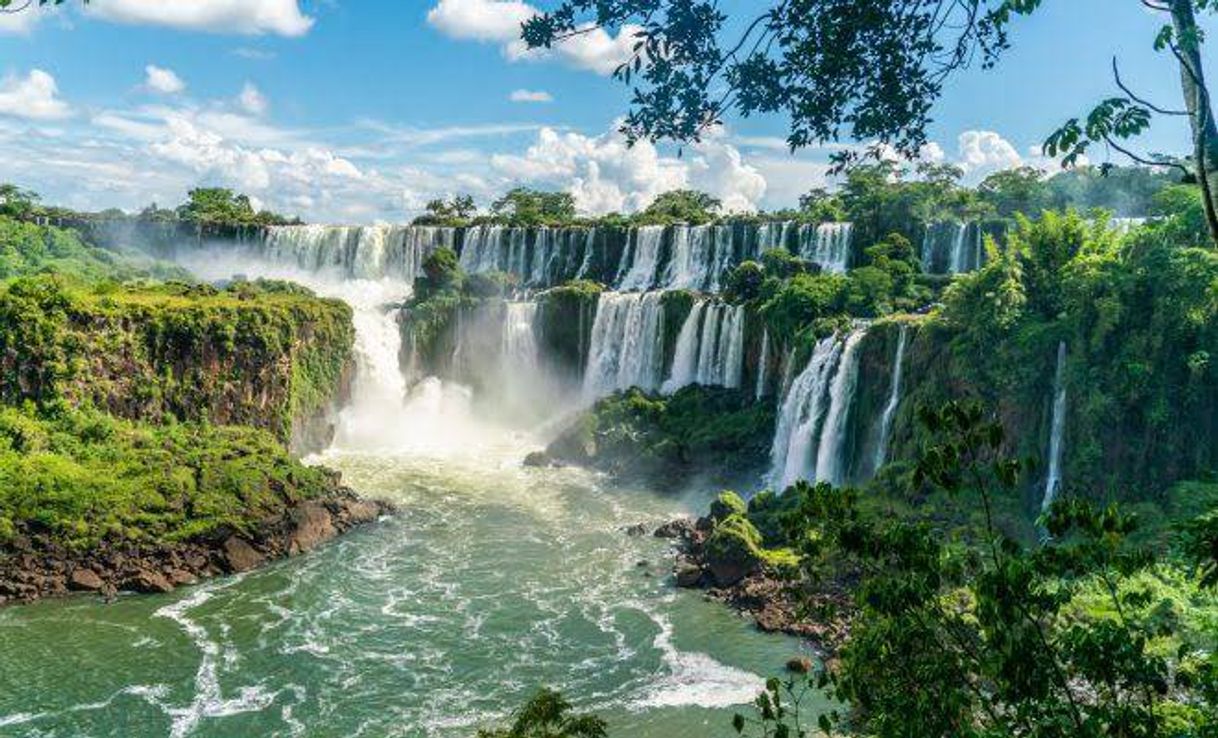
[0,276,354,456]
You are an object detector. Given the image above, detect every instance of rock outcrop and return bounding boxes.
[0,491,393,606]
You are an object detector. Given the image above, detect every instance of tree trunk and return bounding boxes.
[1170,0,1218,245]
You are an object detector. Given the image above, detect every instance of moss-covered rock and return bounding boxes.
[704,512,765,586]
[710,491,748,522]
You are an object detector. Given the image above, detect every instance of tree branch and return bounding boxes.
[1112,57,1188,115]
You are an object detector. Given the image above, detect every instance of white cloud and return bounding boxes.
[509,89,552,103]
[428,0,637,75]
[143,65,186,95]
[490,125,766,215]
[238,83,268,115]
[0,69,72,120]
[85,0,313,37]
[955,130,1023,179]
[427,0,533,42]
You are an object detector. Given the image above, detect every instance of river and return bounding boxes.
[0,252,809,737]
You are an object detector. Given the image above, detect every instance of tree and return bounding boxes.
[640,189,721,224]
[521,1,1218,243]
[476,688,607,738]
[418,194,478,224]
[492,188,577,225]
[798,187,846,223]
[979,167,1051,218]
[0,184,40,219]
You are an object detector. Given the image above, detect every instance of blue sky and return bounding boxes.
[0,0,1205,222]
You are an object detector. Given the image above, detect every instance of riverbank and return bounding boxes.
[0,490,392,605]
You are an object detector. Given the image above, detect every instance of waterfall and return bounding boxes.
[261,224,449,282]
[706,226,736,292]
[722,306,746,389]
[755,329,770,401]
[798,223,853,273]
[574,228,597,279]
[769,336,844,491]
[663,225,707,290]
[617,226,665,291]
[872,325,909,474]
[662,300,746,392]
[767,328,868,490]
[663,301,706,393]
[812,329,866,487]
[501,302,540,374]
[1042,341,1068,513]
[582,292,666,400]
[922,222,985,275]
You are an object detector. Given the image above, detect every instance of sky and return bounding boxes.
[0,0,1206,223]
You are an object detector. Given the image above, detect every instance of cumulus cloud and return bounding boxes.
[143,65,186,95]
[954,130,1023,178]
[426,0,533,42]
[509,89,552,103]
[85,0,313,37]
[490,125,766,215]
[238,83,268,115]
[428,0,637,75]
[0,69,72,120]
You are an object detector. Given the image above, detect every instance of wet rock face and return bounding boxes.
[1,493,395,606]
[287,502,338,555]
[222,536,267,573]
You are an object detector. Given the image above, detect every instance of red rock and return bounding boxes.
[124,569,173,594]
[287,502,337,555]
[167,569,198,586]
[222,536,265,573]
[69,568,104,591]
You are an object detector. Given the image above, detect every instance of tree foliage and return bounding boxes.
[476,688,607,738]
[491,188,577,226]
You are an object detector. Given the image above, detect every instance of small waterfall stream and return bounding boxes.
[872,325,909,474]
[1042,341,1069,512]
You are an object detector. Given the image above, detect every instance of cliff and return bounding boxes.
[0,275,355,456]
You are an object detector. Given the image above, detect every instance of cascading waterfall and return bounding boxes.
[768,328,868,491]
[811,329,867,487]
[617,226,665,291]
[501,302,540,374]
[253,220,862,293]
[582,292,666,400]
[769,336,844,492]
[872,325,909,474]
[261,224,451,281]
[661,225,737,291]
[921,221,985,275]
[663,301,706,394]
[1042,341,1069,512]
[755,329,770,401]
[661,300,747,393]
[798,223,853,273]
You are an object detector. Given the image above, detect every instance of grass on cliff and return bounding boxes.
[0,215,187,283]
[0,402,340,551]
[0,274,354,444]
